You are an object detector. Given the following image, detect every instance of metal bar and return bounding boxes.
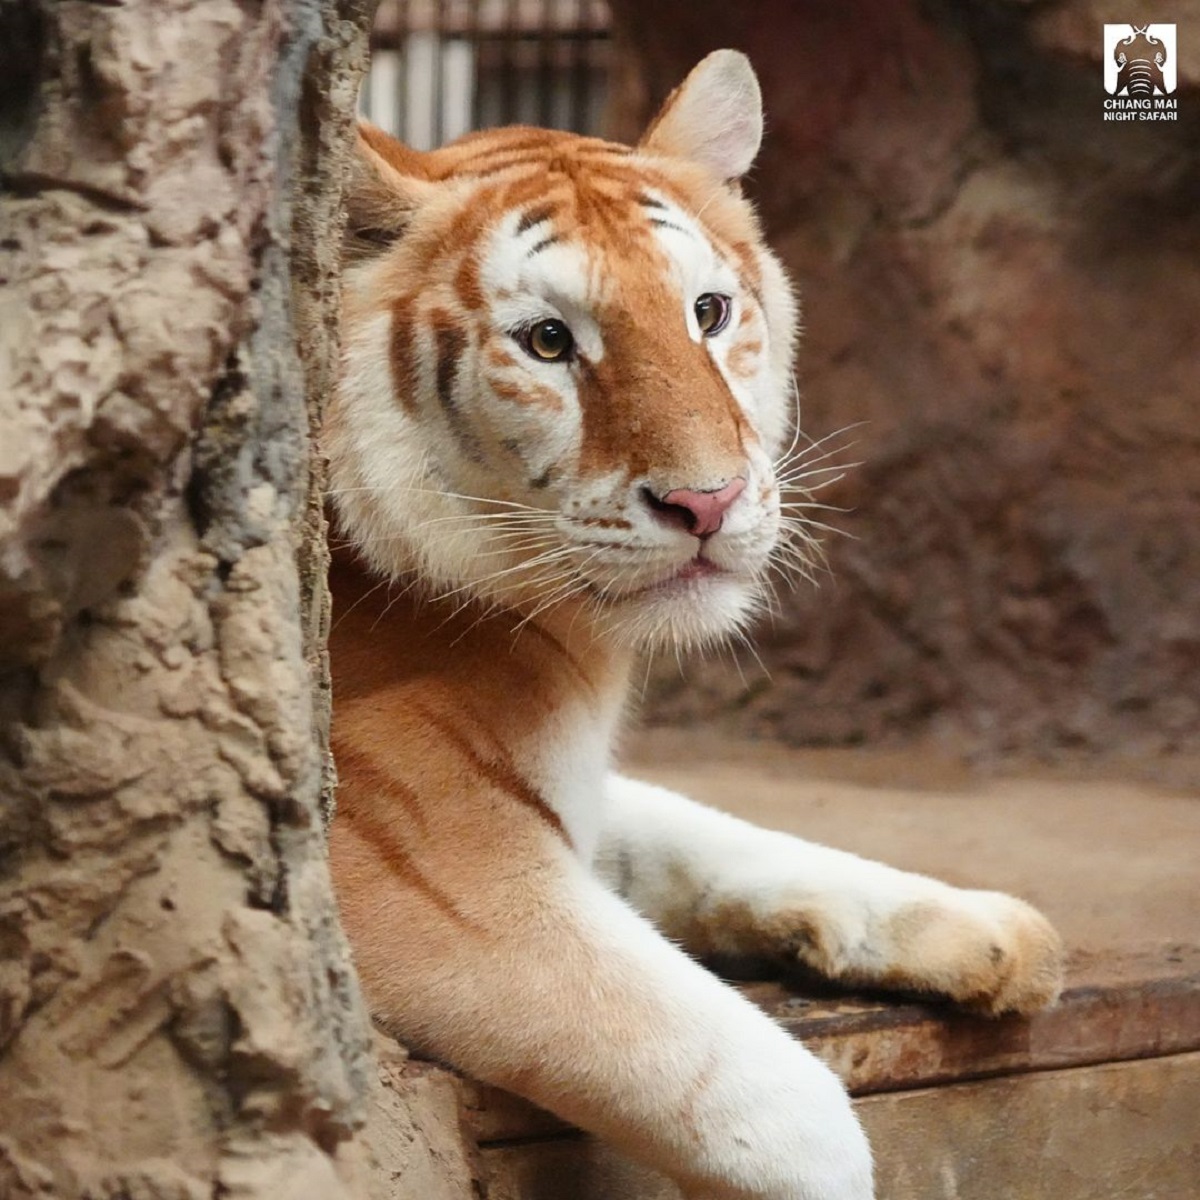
[501,0,518,125]
[468,0,482,130]
[536,0,554,128]
[440,0,474,144]
[569,0,589,134]
[431,0,444,146]
[397,0,410,141]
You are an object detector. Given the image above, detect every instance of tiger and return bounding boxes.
[325,49,1064,1200]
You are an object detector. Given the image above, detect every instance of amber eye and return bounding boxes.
[521,319,575,363]
[695,293,732,336]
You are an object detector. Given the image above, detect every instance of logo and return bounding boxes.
[1103,24,1179,119]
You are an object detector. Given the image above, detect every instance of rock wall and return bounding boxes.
[609,0,1200,760]
[0,1,379,1195]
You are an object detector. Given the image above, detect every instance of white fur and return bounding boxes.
[597,776,1048,988]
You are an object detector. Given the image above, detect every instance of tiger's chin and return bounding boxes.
[598,568,765,653]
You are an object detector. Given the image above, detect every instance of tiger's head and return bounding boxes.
[328,50,806,651]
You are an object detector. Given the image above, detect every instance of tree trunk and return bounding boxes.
[0,1,377,1195]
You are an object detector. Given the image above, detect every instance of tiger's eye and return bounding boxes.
[523,319,575,362]
[695,293,732,336]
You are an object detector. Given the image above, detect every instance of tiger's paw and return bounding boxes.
[733,883,1064,1017]
[877,890,1065,1016]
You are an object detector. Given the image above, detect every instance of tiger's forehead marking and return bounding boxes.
[371,125,769,303]
[461,170,700,352]
[472,180,728,326]
[516,203,556,238]
[414,128,710,258]
[636,189,705,247]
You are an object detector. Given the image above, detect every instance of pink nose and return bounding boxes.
[648,477,747,537]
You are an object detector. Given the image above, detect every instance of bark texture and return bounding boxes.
[609,0,1200,762]
[0,1,377,1195]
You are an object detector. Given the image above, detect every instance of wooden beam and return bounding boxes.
[480,1053,1200,1200]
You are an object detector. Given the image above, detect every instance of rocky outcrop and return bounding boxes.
[0,2,378,1195]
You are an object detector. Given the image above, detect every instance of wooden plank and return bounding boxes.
[461,954,1200,1144]
[480,1052,1200,1200]
[768,958,1200,1096]
[861,1053,1200,1200]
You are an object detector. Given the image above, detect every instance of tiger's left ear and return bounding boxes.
[344,122,434,260]
[639,50,763,181]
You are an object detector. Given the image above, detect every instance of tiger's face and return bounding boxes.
[329,52,804,650]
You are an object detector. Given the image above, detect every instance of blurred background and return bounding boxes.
[362,0,611,147]
[360,1,1200,772]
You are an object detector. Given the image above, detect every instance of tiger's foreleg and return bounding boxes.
[595,775,1063,1016]
[334,817,873,1200]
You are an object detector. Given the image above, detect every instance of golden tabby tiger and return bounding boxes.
[326,50,1063,1200]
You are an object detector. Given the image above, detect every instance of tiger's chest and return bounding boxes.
[517,688,627,863]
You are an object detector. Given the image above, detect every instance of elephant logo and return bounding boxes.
[1104,24,1178,95]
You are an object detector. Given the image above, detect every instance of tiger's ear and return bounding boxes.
[639,50,763,182]
[345,122,434,259]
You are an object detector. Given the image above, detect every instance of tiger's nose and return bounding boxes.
[641,477,747,537]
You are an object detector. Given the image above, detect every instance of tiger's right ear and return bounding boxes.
[639,50,763,182]
[344,122,434,260]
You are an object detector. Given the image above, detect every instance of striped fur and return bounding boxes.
[327,51,1062,1200]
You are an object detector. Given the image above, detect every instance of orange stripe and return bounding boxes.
[335,744,429,833]
[521,622,595,698]
[411,702,570,845]
[389,297,419,412]
[339,784,482,934]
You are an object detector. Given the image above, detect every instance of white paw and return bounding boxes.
[720,881,1063,1017]
[683,1044,874,1200]
[784,1096,875,1200]
[879,889,1064,1015]
[751,1061,875,1200]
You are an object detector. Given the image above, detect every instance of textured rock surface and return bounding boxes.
[362,1037,484,1200]
[0,0,379,1195]
[608,0,1200,762]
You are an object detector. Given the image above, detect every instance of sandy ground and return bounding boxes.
[626,731,1199,986]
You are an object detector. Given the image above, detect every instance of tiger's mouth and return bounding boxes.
[644,556,726,591]
[590,553,737,604]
